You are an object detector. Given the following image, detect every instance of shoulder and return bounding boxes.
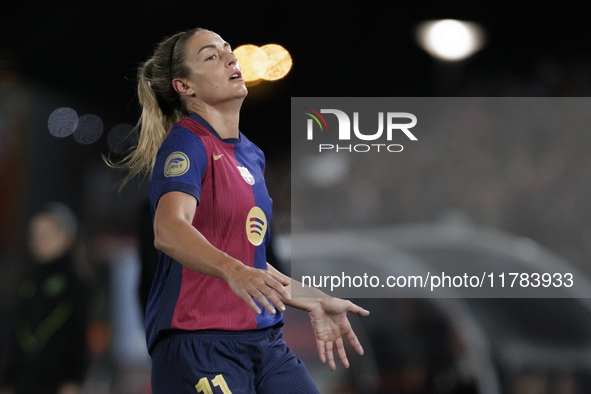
[151,121,209,184]
[239,132,265,159]
[161,122,206,153]
[156,122,209,165]
[150,122,210,205]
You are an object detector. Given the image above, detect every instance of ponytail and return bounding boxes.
[109,28,202,187]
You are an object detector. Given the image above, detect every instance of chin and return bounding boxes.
[233,90,248,102]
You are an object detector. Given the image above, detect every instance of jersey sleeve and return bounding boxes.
[149,126,208,208]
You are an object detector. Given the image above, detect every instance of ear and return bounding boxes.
[172,78,195,97]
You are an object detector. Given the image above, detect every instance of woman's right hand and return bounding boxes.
[224,264,291,315]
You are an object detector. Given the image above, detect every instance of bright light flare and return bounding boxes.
[48,107,104,145]
[234,45,268,85]
[48,107,78,137]
[235,43,292,85]
[261,44,292,81]
[74,114,103,144]
[416,19,485,62]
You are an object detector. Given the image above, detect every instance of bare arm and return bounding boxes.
[154,191,291,314]
[267,263,370,370]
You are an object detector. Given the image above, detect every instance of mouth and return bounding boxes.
[230,70,243,81]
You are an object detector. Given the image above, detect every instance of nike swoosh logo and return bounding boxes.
[213,154,224,160]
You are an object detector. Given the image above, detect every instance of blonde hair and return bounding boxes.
[111,28,203,187]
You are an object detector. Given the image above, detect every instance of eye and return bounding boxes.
[206,54,216,60]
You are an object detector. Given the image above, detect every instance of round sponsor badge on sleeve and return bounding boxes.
[164,152,190,177]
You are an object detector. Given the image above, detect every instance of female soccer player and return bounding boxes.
[120,27,369,393]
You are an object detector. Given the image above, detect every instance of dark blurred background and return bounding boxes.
[1,1,590,257]
[2,1,591,393]
[2,1,591,242]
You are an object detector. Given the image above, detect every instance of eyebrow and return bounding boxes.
[197,42,231,54]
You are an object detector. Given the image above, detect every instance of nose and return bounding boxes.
[226,51,237,66]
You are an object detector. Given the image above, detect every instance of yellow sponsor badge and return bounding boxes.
[246,207,267,246]
[164,152,190,177]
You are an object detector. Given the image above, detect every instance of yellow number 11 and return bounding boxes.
[195,374,232,394]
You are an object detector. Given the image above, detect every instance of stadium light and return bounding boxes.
[234,44,292,86]
[234,45,268,86]
[416,19,485,62]
[47,107,103,145]
[260,44,292,81]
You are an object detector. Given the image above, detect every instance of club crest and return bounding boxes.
[237,166,255,185]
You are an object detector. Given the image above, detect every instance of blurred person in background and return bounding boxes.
[0,203,91,394]
[114,27,369,393]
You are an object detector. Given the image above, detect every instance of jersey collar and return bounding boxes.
[188,112,241,144]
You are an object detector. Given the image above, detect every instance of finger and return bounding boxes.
[345,329,364,356]
[261,281,289,311]
[325,341,336,371]
[335,337,349,369]
[265,272,291,300]
[264,287,285,311]
[261,290,286,313]
[347,302,370,317]
[267,270,291,287]
[237,291,262,315]
[256,284,285,313]
[252,275,285,312]
[247,274,279,314]
[316,339,326,364]
[252,292,277,315]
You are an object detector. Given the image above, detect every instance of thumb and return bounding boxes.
[349,302,370,317]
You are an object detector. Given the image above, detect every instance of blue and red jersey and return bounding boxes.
[146,112,283,355]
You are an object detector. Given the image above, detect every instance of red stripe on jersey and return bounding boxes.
[170,117,258,331]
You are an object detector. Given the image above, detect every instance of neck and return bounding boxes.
[187,99,242,139]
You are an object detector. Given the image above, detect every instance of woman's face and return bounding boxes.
[181,30,247,106]
[29,214,71,264]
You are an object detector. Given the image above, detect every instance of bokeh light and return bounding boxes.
[48,107,79,138]
[235,43,292,85]
[416,19,485,61]
[261,44,292,81]
[234,45,268,85]
[73,114,103,145]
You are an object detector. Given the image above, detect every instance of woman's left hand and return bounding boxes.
[306,298,370,371]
